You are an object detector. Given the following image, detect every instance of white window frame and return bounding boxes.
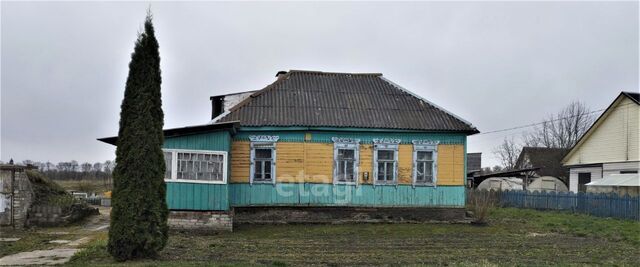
[332,137,360,185]
[162,149,228,185]
[373,138,400,186]
[412,140,438,187]
[249,135,279,185]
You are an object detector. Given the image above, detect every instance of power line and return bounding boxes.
[472,102,635,136]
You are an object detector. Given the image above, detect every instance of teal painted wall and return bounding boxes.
[234,130,465,145]
[163,131,231,151]
[162,128,468,211]
[166,182,229,210]
[229,183,465,208]
[163,131,232,211]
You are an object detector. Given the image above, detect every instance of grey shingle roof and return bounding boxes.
[217,70,478,133]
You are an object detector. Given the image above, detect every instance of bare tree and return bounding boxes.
[493,137,521,170]
[93,162,103,173]
[103,160,115,174]
[70,160,79,172]
[81,162,93,173]
[523,101,595,149]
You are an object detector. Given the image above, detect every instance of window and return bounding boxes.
[252,145,275,183]
[372,139,400,185]
[163,151,173,180]
[162,149,227,184]
[412,141,438,186]
[376,150,396,183]
[249,136,278,184]
[332,137,360,184]
[578,173,591,193]
[415,151,434,183]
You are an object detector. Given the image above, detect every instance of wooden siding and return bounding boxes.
[230,141,251,183]
[234,130,466,145]
[304,143,334,183]
[229,183,465,208]
[166,182,228,210]
[564,97,639,165]
[437,145,465,185]
[230,141,465,186]
[163,131,231,151]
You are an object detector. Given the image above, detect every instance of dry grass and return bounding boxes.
[66,208,640,266]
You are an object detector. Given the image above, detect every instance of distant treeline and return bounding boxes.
[1,160,114,183]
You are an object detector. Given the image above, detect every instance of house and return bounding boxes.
[515,147,569,184]
[562,91,639,193]
[466,152,481,187]
[99,70,478,229]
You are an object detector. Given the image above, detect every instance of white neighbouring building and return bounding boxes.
[562,91,640,193]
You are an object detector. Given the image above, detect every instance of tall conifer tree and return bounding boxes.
[108,13,168,261]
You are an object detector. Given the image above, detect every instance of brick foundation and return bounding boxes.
[168,210,233,232]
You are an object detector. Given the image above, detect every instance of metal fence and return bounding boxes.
[473,190,640,221]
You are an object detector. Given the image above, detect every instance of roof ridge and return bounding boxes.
[288,69,382,76]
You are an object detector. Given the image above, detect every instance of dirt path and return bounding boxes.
[0,207,110,266]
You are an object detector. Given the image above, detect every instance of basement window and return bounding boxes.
[332,138,360,184]
[162,149,227,184]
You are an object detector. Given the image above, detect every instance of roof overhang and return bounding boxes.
[98,121,240,146]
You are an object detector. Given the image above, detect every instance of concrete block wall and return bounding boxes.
[168,210,233,232]
[0,170,33,228]
[27,205,65,226]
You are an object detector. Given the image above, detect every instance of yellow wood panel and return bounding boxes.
[231,141,465,185]
[230,141,250,183]
[437,144,464,185]
[304,143,334,183]
[398,145,413,184]
[359,144,373,184]
[276,142,305,183]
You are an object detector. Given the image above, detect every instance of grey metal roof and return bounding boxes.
[217,70,478,133]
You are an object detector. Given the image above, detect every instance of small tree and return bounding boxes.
[523,101,594,149]
[107,13,168,261]
[493,137,521,170]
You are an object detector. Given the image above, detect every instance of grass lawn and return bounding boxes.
[66,208,640,266]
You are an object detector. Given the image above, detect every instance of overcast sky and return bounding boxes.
[1,1,638,167]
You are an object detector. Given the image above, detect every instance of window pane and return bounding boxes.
[417,151,433,161]
[424,162,433,176]
[378,150,394,160]
[338,149,354,160]
[337,161,346,179]
[255,149,272,159]
[345,162,354,181]
[163,152,172,179]
[377,164,386,180]
[264,161,272,180]
[254,161,263,180]
[417,162,425,181]
[385,162,394,181]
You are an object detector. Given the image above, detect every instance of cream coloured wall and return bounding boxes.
[564,97,639,166]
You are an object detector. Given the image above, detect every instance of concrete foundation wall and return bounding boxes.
[168,210,233,232]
